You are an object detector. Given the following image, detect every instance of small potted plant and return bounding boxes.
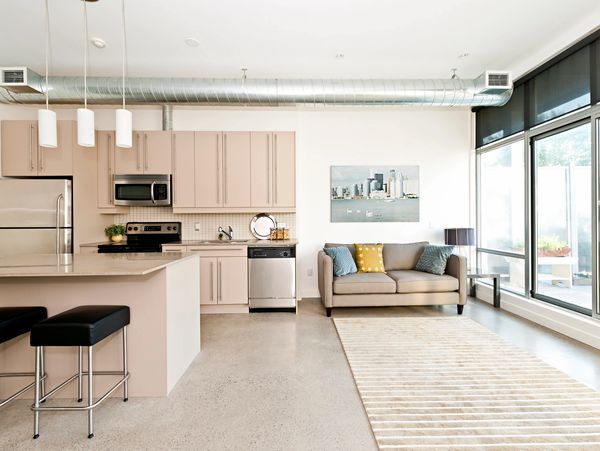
[105,224,126,243]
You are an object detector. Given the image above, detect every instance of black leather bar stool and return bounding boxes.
[0,307,48,408]
[30,305,130,439]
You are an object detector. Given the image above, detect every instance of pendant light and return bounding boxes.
[77,0,95,147]
[38,0,57,148]
[115,0,132,148]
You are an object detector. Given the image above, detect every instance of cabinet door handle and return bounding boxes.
[217,261,222,302]
[29,123,35,171]
[144,133,149,170]
[216,134,221,204]
[274,134,278,204]
[108,134,113,204]
[39,141,44,171]
[223,134,227,205]
[136,133,141,170]
[267,134,271,204]
[210,261,214,302]
[172,133,176,205]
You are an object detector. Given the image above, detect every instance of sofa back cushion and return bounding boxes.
[325,243,356,260]
[383,242,429,271]
[323,246,357,277]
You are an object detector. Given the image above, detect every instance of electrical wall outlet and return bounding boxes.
[195,222,201,232]
[307,268,313,277]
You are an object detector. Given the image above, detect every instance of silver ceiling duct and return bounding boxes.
[0,70,512,107]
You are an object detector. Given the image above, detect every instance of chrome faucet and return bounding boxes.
[218,226,234,240]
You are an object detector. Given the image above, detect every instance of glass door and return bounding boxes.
[531,122,592,314]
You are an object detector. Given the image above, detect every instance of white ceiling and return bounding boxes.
[1,0,600,80]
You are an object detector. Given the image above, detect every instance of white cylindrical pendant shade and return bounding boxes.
[37,109,57,148]
[77,108,95,147]
[115,108,132,148]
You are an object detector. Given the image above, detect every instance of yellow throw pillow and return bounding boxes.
[354,244,385,273]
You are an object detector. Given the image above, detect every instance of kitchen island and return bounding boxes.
[0,252,200,398]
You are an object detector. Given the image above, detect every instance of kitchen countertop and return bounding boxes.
[164,239,298,247]
[0,252,199,277]
[81,239,298,248]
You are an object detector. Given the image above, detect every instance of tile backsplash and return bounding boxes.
[113,208,296,240]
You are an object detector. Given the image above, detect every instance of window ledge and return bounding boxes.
[475,282,600,350]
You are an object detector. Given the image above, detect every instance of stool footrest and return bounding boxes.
[32,372,129,412]
[0,373,47,408]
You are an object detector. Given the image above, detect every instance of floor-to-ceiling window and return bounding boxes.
[478,140,526,294]
[475,35,600,318]
[532,122,592,314]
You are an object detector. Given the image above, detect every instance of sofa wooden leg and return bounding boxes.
[457,305,464,315]
[326,307,332,317]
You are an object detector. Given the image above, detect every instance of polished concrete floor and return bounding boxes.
[2,297,600,450]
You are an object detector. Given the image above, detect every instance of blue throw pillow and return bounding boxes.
[323,246,358,277]
[414,245,454,275]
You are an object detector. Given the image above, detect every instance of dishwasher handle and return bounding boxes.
[248,246,295,258]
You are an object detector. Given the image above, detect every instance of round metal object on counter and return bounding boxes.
[250,213,277,240]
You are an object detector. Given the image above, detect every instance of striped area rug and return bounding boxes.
[333,317,600,450]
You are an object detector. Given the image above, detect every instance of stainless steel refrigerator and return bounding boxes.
[0,179,72,256]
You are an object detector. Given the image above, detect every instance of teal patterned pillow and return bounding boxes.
[414,245,454,275]
[323,246,358,277]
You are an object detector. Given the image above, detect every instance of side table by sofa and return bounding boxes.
[467,271,501,308]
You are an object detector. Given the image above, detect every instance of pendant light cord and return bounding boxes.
[44,0,50,110]
[83,0,89,109]
[122,0,127,110]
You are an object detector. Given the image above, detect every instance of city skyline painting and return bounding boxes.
[330,165,420,222]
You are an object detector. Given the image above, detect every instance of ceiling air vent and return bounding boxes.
[476,70,512,94]
[0,67,43,93]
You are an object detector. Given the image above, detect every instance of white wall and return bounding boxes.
[0,104,472,298]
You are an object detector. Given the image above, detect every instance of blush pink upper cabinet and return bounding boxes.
[114,131,172,174]
[222,132,251,207]
[194,132,221,207]
[172,132,195,208]
[272,132,295,207]
[250,131,295,208]
[144,131,172,174]
[114,131,142,174]
[96,131,115,209]
[250,132,271,208]
[1,120,74,177]
[1,121,37,176]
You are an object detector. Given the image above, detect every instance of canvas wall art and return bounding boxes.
[330,165,420,222]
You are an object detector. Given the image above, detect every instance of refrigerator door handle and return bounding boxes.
[56,194,64,254]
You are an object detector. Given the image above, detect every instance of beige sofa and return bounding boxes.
[318,242,467,317]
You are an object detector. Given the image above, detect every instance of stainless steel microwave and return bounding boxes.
[114,174,171,206]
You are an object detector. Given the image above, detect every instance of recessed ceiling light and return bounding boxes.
[184,37,200,48]
[335,53,345,59]
[91,37,106,49]
[458,52,470,59]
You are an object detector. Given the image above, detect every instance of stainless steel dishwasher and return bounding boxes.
[248,246,296,311]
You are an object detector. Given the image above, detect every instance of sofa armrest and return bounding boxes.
[446,254,467,305]
[318,250,334,308]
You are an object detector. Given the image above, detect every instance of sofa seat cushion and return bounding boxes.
[333,272,397,295]
[387,270,459,293]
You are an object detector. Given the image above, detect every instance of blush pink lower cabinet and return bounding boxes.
[163,245,248,307]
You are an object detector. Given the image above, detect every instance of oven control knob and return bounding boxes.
[167,226,172,230]
[127,227,132,231]
[173,226,177,230]
[134,227,138,231]
[282,251,289,257]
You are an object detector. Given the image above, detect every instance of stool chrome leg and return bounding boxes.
[77,346,83,402]
[33,347,41,439]
[87,346,94,439]
[123,326,128,402]
[40,346,46,401]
